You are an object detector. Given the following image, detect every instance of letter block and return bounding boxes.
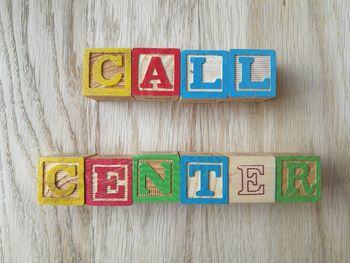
[228,49,276,101]
[180,50,229,102]
[133,153,180,202]
[85,156,132,206]
[132,48,180,100]
[180,155,228,204]
[227,154,276,203]
[37,156,86,205]
[83,48,132,100]
[276,155,321,202]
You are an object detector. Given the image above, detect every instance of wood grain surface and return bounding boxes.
[0,0,349,262]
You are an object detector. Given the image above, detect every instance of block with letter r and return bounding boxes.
[276,155,321,203]
[180,155,228,204]
[180,50,229,102]
[229,49,276,100]
[133,153,180,202]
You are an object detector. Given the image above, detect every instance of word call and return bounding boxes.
[37,153,321,206]
[83,48,276,102]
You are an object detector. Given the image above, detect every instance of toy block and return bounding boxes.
[132,48,180,101]
[180,154,228,204]
[180,50,229,103]
[37,156,87,205]
[227,154,276,203]
[276,155,321,203]
[133,153,180,202]
[83,48,132,100]
[85,156,132,206]
[228,49,276,101]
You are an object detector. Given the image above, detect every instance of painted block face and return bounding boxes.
[229,49,276,100]
[133,154,180,202]
[276,156,321,203]
[83,48,132,100]
[228,155,276,203]
[85,157,132,206]
[180,50,229,101]
[132,48,180,100]
[180,155,228,204]
[37,156,85,205]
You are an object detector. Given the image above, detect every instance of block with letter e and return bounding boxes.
[132,48,180,101]
[227,154,276,203]
[133,153,180,202]
[85,156,132,206]
[180,50,229,102]
[228,49,276,101]
[276,155,321,203]
[180,154,228,204]
[37,156,88,205]
[83,48,132,100]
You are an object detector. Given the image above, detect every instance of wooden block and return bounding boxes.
[276,155,321,202]
[132,153,180,202]
[228,49,276,101]
[85,156,132,206]
[180,50,229,103]
[180,154,228,204]
[132,48,180,101]
[37,156,86,205]
[82,48,132,100]
[227,154,276,203]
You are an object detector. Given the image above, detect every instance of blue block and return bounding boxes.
[180,50,229,100]
[229,49,276,99]
[180,155,228,204]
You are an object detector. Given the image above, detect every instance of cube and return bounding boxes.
[85,156,132,206]
[228,49,276,101]
[133,153,180,202]
[132,48,180,101]
[180,154,228,204]
[276,155,321,202]
[227,154,276,203]
[82,48,132,100]
[37,156,86,205]
[180,50,229,102]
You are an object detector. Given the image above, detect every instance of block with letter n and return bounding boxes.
[276,155,321,203]
[37,156,87,205]
[228,49,276,101]
[83,48,132,100]
[133,153,180,202]
[180,154,228,204]
[85,156,132,206]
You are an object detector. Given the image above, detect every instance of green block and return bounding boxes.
[133,153,180,202]
[276,155,321,203]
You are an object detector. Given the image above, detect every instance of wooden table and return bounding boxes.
[0,0,349,262]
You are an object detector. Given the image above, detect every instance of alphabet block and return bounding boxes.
[227,154,276,203]
[180,50,229,102]
[228,49,276,101]
[276,155,321,202]
[132,48,180,101]
[37,156,86,205]
[85,156,132,206]
[133,153,180,202]
[83,48,132,100]
[180,154,228,204]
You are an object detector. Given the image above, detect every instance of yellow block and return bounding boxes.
[82,48,132,100]
[37,156,85,205]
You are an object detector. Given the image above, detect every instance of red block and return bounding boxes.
[132,48,180,100]
[85,157,132,206]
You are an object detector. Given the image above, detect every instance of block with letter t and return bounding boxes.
[85,156,133,206]
[276,155,321,203]
[180,154,228,204]
[228,49,276,101]
[133,153,180,202]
